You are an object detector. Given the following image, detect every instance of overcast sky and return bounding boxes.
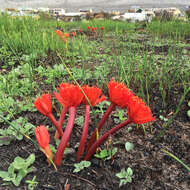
[1,0,190,10]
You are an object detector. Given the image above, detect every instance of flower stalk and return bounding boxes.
[76,105,90,161]
[84,119,131,160]
[86,102,116,151]
[54,106,76,166]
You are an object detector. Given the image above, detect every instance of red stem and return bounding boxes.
[76,105,90,162]
[86,102,116,151]
[58,105,67,128]
[48,113,63,137]
[54,106,76,166]
[54,105,68,140]
[84,119,131,161]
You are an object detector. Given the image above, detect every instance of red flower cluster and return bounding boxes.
[88,26,104,32]
[34,80,155,166]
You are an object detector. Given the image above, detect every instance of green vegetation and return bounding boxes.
[187,102,190,118]
[73,161,91,173]
[0,117,35,146]
[94,147,118,160]
[116,167,133,187]
[0,154,35,186]
[25,176,38,190]
[0,15,189,124]
[0,14,189,188]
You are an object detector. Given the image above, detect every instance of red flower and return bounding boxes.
[53,83,67,106]
[80,29,82,33]
[92,27,95,31]
[100,26,104,30]
[53,91,65,106]
[35,125,53,162]
[59,83,83,107]
[56,30,63,37]
[35,125,50,148]
[82,85,106,106]
[72,31,76,36]
[94,27,97,30]
[108,79,133,108]
[88,26,91,30]
[128,96,155,124]
[64,33,70,38]
[34,94,52,116]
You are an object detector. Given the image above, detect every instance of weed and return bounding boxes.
[187,102,190,118]
[125,142,134,152]
[116,167,133,187]
[73,161,91,173]
[0,154,35,186]
[25,176,38,190]
[94,147,117,161]
[0,117,35,146]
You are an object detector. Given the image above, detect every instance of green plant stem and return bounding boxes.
[54,106,76,166]
[161,149,190,172]
[86,102,116,151]
[84,119,131,161]
[76,105,90,162]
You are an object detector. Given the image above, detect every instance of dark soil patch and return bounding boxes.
[0,86,190,190]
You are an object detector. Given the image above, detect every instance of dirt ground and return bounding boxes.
[0,85,189,190]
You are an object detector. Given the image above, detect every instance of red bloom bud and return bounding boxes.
[35,125,50,148]
[34,94,52,116]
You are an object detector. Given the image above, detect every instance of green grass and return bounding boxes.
[0,14,189,121]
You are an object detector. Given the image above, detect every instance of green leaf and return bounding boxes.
[0,171,9,179]
[13,169,28,186]
[127,167,133,176]
[126,176,132,183]
[106,148,117,160]
[94,149,108,159]
[116,168,127,178]
[119,179,128,187]
[188,102,190,107]
[73,161,91,173]
[187,110,190,117]
[116,168,133,187]
[25,154,35,168]
[81,161,91,167]
[13,157,25,170]
[125,142,134,152]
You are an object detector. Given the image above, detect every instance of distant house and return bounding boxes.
[49,8,65,16]
[112,12,153,22]
[153,7,181,18]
